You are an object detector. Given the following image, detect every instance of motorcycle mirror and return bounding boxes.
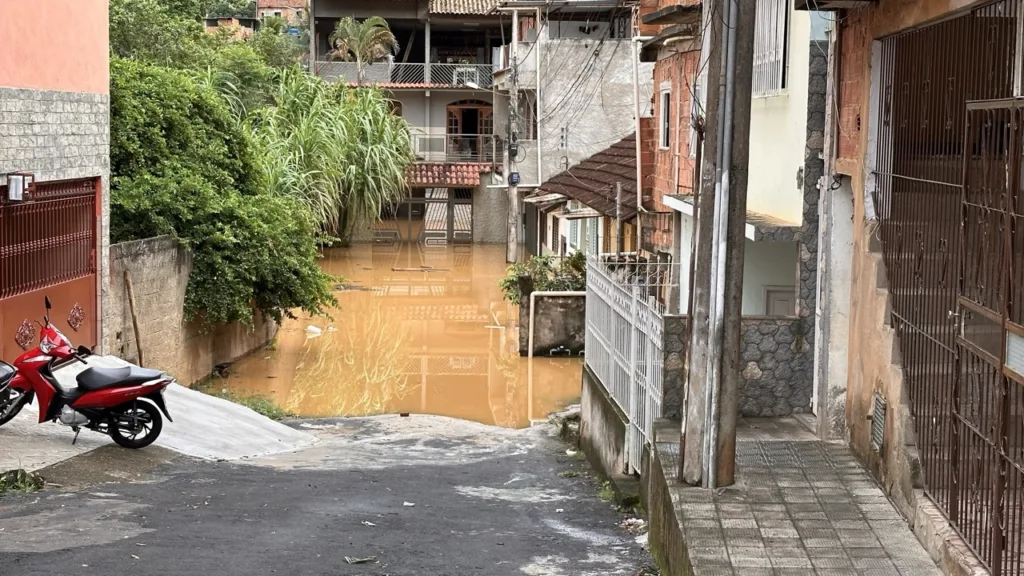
[77,345,92,356]
[44,296,51,311]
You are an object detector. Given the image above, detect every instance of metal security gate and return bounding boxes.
[874,3,1024,572]
[375,188,473,246]
[0,178,99,363]
[585,255,668,473]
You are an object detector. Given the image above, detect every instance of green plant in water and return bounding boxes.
[498,251,587,306]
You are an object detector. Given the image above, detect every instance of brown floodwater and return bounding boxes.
[220,243,583,428]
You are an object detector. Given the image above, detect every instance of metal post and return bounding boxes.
[616,182,624,257]
[507,10,521,264]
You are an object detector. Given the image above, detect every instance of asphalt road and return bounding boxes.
[0,416,652,576]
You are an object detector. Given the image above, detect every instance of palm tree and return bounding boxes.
[327,16,399,85]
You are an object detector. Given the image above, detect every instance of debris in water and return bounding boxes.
[131,554,140,560]
[555,508,565,513]
[305,325,322,335]
[620,518,648,535]
[344,556,377,564]
[361,521,377,527]
[565,449,578,457]
[403,502,415,507]
[400,412,410,417]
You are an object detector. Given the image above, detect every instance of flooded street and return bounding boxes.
[221,243,583,428]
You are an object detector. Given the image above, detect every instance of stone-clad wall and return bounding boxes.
[659,315,813,419]
[739,317,814,417]
[0,86,111,349]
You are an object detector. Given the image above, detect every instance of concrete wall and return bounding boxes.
[472,183,507,244]
[518,294,585,356]
[580,365,629,477]
[495,37,653,187]
[106,236,278,386]
[747,10,813,225]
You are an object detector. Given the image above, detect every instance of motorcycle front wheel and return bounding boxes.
[108,400,162,449]
[0,387,30,427]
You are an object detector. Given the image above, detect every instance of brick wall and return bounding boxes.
[645,51,699,211]
[836,11,869,165]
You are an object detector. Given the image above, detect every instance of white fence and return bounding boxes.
[585,255,673,474]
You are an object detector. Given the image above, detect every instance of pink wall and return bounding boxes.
[0,0,109,94]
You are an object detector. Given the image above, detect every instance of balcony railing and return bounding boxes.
[315,61,494,88]
[411,131,502,163]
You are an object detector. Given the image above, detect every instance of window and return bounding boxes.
[752,0,790,96]
[273,10,282,18]
[659,90,671,149]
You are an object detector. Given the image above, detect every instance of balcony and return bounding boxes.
[315,61,495,89]
[410,129,503,163]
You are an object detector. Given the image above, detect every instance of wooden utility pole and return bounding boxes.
[680,0,756,488]
[507,10,521,264]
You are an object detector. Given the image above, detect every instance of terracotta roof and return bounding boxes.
[258,0,306,8]
[406,162,492,186]
[429,0,499,14]
[536,134,638,220]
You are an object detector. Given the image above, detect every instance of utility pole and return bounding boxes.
[680,0,755,489]
[506,10,521,264]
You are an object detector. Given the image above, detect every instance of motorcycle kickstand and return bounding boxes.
[71,426,81,445]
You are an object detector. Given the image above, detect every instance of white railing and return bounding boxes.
[410,128,502,163]
[585,254,674,474]
[315,61,493,88]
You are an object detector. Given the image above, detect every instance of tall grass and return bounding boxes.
[249,69,413,241]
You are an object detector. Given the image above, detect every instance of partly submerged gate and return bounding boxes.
[0,178,99,363]
[874,3,1024,572]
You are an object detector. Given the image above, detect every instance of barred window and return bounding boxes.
[752,0,790,96]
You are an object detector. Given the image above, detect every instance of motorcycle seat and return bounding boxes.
[76,365,164,392]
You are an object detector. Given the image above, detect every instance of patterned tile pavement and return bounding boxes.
[655,419,942,576]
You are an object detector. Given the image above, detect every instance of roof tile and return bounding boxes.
[537,134,638,220]
[429,0,498,15]
[406,162,492,186]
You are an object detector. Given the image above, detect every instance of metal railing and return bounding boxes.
[585,253,676,473]
[411,132,501,163]
[315,61,493,88]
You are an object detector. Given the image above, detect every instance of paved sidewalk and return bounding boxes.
[652,419,941,576]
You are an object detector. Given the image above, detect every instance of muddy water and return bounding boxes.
[221,244,583,428]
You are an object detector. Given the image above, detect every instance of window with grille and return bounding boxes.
[752,0,790,96]
[659,90,671,149]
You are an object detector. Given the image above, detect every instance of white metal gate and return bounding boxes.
[585,256,667,473]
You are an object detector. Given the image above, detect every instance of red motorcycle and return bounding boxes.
[0,297,173,448]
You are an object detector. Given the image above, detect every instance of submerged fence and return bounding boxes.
[585,253,676,473]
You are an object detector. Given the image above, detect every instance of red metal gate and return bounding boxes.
[874,2,1024,572]
[0,178,100,363]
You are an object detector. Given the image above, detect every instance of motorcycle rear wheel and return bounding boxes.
[109,400,162,449]
[0,387,30,427]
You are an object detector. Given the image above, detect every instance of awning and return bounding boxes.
[641,3,700,26]
[524,191,566,204]
[553,206,603,220]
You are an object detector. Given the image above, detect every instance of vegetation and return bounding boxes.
[108,0,412,326]
[0,469,44,497]
[499,252,587,306]
[110,58,333,326]
[193,378,294,421]
[250,69,413,240]
[327,16,399,85]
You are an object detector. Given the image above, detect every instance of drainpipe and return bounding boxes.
[703,0,738,491]
[631,32,644,249]
[536,7,543,185]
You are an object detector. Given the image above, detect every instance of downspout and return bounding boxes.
[631,28,644,249]
[704,0,738,491]
[536,7,543,185]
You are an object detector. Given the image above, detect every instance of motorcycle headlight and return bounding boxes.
[39,339,54,354]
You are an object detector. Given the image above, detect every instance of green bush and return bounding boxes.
[498,251,587,306]
[110,58,333,326]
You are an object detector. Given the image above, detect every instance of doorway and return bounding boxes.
[446,99,493,162]
[764,287,796,316]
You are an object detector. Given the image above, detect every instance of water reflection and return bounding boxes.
[222,243,583,428]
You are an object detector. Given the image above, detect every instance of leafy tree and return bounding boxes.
[206,0,257,17]
[499,252,587,306]
[110,58,334,326]
[327,16,399,85]
[110,0,220,68]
